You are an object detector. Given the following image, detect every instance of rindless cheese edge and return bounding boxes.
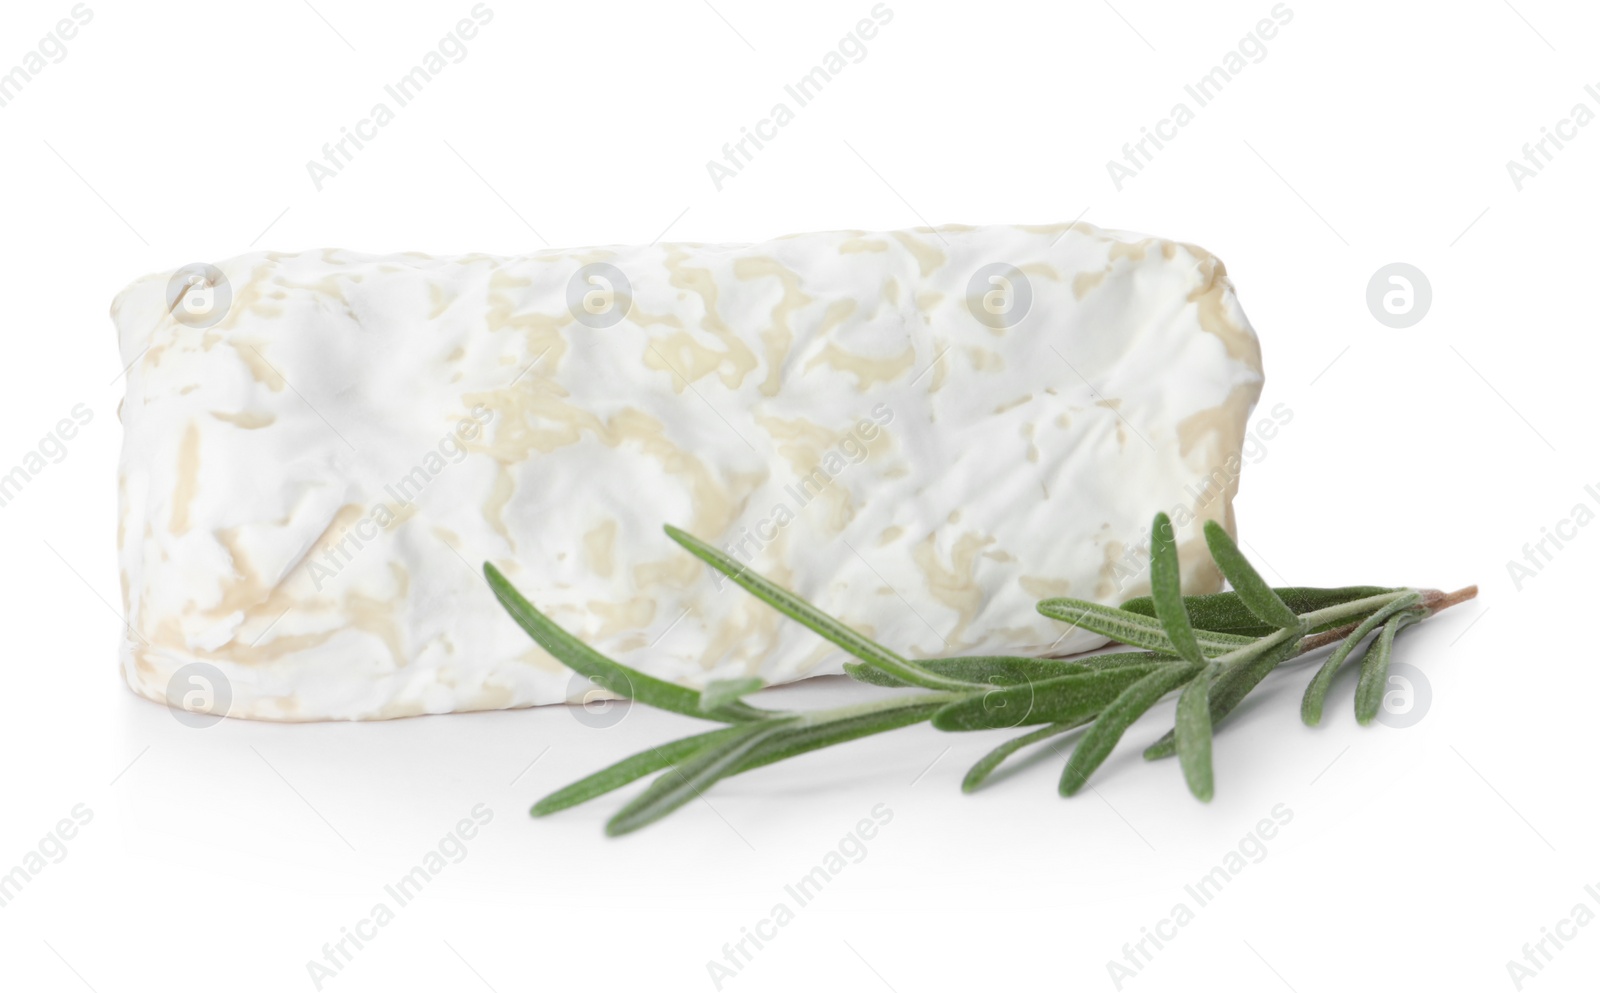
[112,222,1265,721]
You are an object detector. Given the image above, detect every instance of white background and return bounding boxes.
[1,1,1594,990]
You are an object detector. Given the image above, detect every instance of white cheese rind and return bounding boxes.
[112,222,1264,721]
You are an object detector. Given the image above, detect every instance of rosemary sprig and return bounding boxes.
[485,515,1477,836]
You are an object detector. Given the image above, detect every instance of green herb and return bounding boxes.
[488,515,1476,836]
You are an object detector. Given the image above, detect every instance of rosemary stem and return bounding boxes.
[1292,586,1476,658]
[1296,621,1363,654]
[1297,590,1414,629]
[1420,585,1480,614]
[1212,625,1298,674]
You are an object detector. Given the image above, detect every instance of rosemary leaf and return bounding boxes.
[1175,663,1220,801]
[606,720,798,836]
[738,699,949,770]
[841,662,919,688]
[1076,650,1185,669]
[963,721,1085,793]
[844,656,1091,688]
[1061,663,1205,796]
[1150,512,1206,666]
[1035,598,1255,656]
[536,698,947,819]
[1301,592,1423,726]
[1143,631,1303,760]
[485,563,767,723]
[933,663,1174,732]
[1120,586,1397,637]
[1202,520,1303,632]
[1354,609,1426,725]
[700,677,765,714]
[664,525,977,693]
[531,728,742,817]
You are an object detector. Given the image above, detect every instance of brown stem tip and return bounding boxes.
[1419,585,1479,615]
[1296,585,1478,655]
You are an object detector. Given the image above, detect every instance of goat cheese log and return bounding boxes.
[111,222,1265,721]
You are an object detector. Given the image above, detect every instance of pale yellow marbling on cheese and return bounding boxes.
[111,222,1264,721]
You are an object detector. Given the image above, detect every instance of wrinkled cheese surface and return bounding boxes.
[112,222,1265,721]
